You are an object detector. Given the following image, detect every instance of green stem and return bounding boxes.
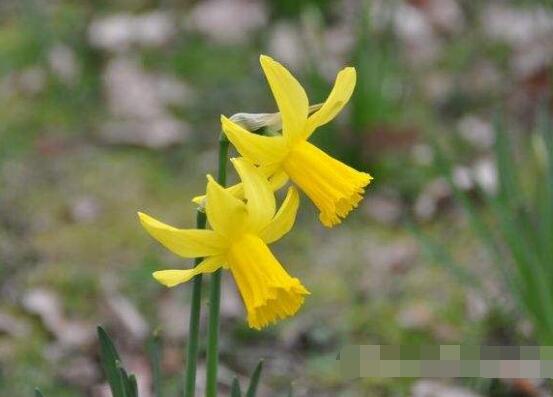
[184,210,207,397]
[205,135,229,397]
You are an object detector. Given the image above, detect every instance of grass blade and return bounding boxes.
[34,388,44,397]
[407,221,479,287]
[147,330,163,397]
[127,374,139,397]
[245,360,263,397]
[231,378,242,397]
[97,326,125,397]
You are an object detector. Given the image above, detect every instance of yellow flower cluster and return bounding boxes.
[139,55,372,330]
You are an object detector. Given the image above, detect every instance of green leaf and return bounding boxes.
[245,360,263,397]
[231,377,242,397]
[127,374,138,397]
[34,388,45,397]
[147,330,163,397]
[97,326,125,397]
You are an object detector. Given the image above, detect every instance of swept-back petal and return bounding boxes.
[232,158,275,231]
[221,116,288,165]
[153,255,224,287]
[259,55,308,143]
[191,165,288,207]
[192,183,243,207]
[206,175,247,239]
[138,212,226,257]
[260,187,299,244]
[305,67,356,139]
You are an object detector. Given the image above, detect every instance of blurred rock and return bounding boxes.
[472,158,498,195]
[105,291,149,342]
[69,196,101,223]
[48,44,79,85]
[423,0,464,34]
[432,323,462,342]
[58,356,100,387]
[421,72,453,103]
[483,4,553,80]
[100,57,190,148]
[411,143,434,166]
[186,0,268,45]
[89,12,176,52]
[0,311,30,338]
[159,291,189,341]
[18,67,46,96]
[280,316,337,351]
[394,4,442,65]
[451,165,473,191]
[99,119,187,149]
[466,293,488,322]
[104,57,176,119]
[127,355,152,397]
[91,383,112,397]
[363,190,404,225]
[268,22,305,70]
[457,115,494,149]
[221,279,243,320]
[412,380,482,397]
[414,178,452,221]
[466,61,501,95]
[21,289,94,348]
[155,75,196,107]
[322,24,356,74]
[369,240,418,275]
[397,302,433,330]
[482,4,553,49]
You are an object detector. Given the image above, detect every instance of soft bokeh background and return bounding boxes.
[1,0,553,396]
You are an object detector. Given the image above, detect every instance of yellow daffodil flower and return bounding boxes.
[138,158,309,330]
[221,55,373,227]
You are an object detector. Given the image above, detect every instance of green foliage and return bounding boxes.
[34,388,45,397]
[147,330,163,397]
[245,360,263,397]
[97,326,139,397]
[420,109,553,344]
[225,360,264,397]
[231,378,242,397]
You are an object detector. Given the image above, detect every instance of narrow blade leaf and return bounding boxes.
[245,360,263,397]
[97,326,125,397]
[231,377,242,397]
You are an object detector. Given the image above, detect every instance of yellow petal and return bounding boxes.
[227,234,309,330]
[206,174,247,238]
[305,67,356,140]
[221,115,288,166]
[259,55,309,143]
[231,158,275,231]
[153,255,224,287]
[282,141,372,227]
[269,170,289,190]
[138,212,226,257]
[192,183,243,206]
[260,187,299,244]
[191,165,287,207]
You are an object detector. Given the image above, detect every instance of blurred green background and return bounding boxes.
[1,0,553,396]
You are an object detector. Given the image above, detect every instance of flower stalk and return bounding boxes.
[205,134,229,397]
[183,210,206,397]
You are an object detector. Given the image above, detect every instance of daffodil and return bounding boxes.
[221,55,373,227]
[138,158,309,330]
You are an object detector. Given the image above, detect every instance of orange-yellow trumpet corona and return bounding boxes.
[221,55,372,227]
[138,158,309,329]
